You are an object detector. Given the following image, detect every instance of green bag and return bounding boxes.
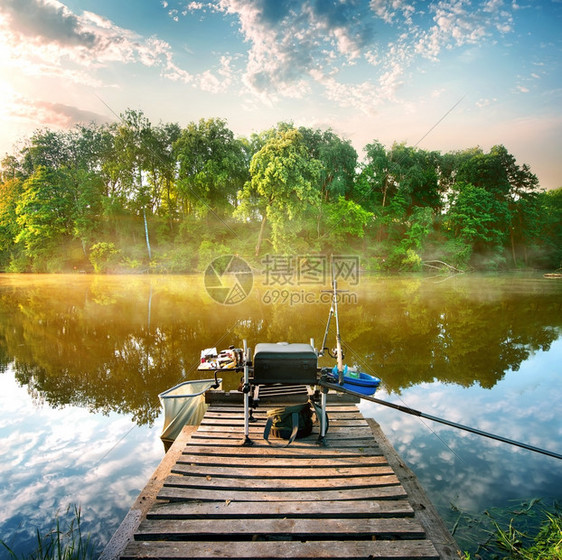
[264,403,313,446]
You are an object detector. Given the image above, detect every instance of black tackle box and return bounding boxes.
[252,342,318,385]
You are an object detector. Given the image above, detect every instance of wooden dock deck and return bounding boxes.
[101,401,460,560]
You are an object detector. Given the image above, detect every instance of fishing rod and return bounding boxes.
[320,379,562,461]
[319,262,347,385]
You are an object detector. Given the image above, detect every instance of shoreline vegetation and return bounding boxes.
[0,110,560,275]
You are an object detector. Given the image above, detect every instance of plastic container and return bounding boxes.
[342,371,381,396]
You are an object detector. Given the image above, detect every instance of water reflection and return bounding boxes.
[0,274,560,427]
[362,338,562,552]
[0,368,164,557]
[0,273,560,558]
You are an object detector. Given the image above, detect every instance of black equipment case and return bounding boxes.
[252,343,318,385]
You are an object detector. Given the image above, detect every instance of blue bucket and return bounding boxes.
[342,371,381,396]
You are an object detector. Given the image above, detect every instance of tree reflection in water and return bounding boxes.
[0,274,560,426]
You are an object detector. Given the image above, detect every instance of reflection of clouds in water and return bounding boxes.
[1,331,560,555]
[0,368,163,555]
[361,340,562,516]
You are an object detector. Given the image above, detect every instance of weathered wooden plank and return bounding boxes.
[200,417,369,427]
[188,435,377,447]
[157,484,408,502]
[147,499,415,519]
[180,445,383,457]
[122,539,439,559]
[197,423,369,432]
[194,425,373,436]
[197,422,370,439]
[203,408,364,416]
[107,400,458,560]
[163,473,400,491]
[135,517,427,540]
[177,453,389,468]
[171,464,394,478]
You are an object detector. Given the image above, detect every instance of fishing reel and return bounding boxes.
[323,346,344,361]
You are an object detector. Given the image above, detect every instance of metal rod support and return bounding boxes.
[243,339,250,443]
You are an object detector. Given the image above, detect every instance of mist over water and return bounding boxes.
[0,273,560,557]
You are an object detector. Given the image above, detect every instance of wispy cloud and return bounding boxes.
[0,0,189,84]
[2,0,99,49]
[413,0,513,61]
[369,0,415,25]
[204,0,376,100]
[179,0,518,115]
[17,98,111,127]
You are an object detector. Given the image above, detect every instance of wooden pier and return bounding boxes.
[101,398,460,560]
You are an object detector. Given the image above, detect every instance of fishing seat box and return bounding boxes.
[252,343,318,385]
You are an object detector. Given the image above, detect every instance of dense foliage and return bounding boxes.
[0,110,560,273]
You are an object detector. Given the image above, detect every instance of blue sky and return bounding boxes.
[0,0,560,189]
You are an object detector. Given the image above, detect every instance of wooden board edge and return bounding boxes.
[98,425,197,560]
[366,418,462,560]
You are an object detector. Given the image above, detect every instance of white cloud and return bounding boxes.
[476,97,497,107]
[369,0,415,25]
[213,0,376,98]
[414,0,513,61]
[322,78,379,116]
[0,0,189,85]
[163,0,521,120]
[483,0,504,12]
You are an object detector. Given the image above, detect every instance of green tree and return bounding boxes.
[540,188,562,269]
[174,118,248,218]
[454,145,541,266]
[147,122,181,233]
[235,127,321,255]
[89,241,120,273]
[444,182,508,267]
[112,110,155,260]
[385,206,434,271]
[71,169,105,256]
[20,129,71,178]
[386,143,442,212]
[9,126,109,264]
[324,196,373,248]
[0,177,23,267]
[298,127,358,201]
[456,145,511,199]
[15,167,74,269]
[358,141,398,210]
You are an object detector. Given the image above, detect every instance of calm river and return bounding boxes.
[0,272,560,558]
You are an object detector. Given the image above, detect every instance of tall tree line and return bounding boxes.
[0,109,560,273]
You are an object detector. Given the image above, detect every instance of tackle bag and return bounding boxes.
[264,403,313,446]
